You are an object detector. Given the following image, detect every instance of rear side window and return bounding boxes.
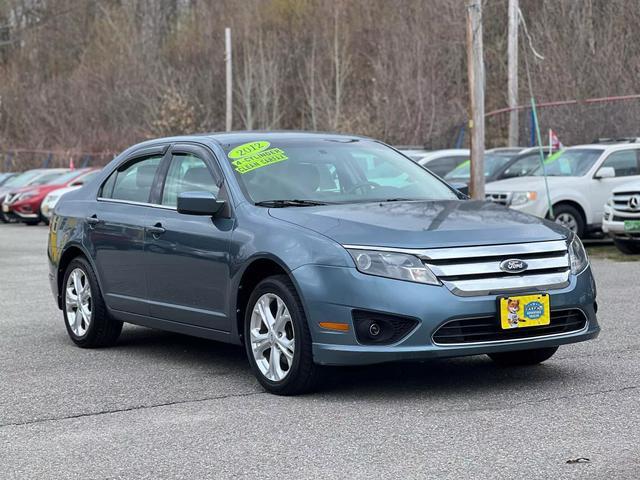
[161,154,219,207]
[101,156,163,203]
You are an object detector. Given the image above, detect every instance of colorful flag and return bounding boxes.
[549,129,563,150]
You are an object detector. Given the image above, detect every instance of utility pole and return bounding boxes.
[507,0,519,146]
[225,27,233,132]
[466,0,485,200]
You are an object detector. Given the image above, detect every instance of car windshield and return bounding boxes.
[444,154,510,180]
[45,170,83,185]
[223,138,458,204]
[31,170,68,185]
[532,148,602,176]
[3,170,43,187]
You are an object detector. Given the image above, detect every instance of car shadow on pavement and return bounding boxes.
[109,325,573,400]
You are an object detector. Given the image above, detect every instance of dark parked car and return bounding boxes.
[49,132,599,394]
[444,147,556,185]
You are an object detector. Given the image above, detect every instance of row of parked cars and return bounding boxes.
[399,140,640,254]
[0,168,101,225]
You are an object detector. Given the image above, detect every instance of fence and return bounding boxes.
[1,149,117,172]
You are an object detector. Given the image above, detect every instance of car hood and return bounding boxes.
[269,200,567,249]
[612,181,640,193]
[485,175,582,192]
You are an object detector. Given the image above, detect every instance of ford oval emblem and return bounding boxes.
[499,258,528,274]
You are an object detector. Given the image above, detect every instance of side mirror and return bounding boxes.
[595,166,615,179]
[177,191,225,216]
[449,182,469,197]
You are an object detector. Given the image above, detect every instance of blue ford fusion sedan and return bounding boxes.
[48,132,599,394]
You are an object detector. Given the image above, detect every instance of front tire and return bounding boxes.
[244,275,321,395]
[62,257,122,348]
[488,346,558,366]
[552,204,585,238]
[613,239,640,254]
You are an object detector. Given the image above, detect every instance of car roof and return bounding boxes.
[418,149,470,162]
[565,143,640,152]
[123,131,375,155]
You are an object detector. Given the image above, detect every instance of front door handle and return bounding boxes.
[147,223,166,236]
[86,215,101,227]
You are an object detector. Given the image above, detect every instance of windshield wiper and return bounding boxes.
[254,199,329,207]
[379,198,418,202]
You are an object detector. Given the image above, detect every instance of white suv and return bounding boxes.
[603,180,640,253]
[485,144,640,237]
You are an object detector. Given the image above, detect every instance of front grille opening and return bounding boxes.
[433,309,587,345]
[352,310,419,346]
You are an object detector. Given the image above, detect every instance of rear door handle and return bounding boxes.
[147,223,166,236]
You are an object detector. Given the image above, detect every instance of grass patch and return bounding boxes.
[585,243,640,262]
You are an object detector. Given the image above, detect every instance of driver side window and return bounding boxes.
[161,154,219,207]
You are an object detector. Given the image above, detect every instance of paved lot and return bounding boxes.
[0,224,639,479]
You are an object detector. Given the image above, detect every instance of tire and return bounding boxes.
[244,274,322,395]
[62,256,123,348]
[488,346,558,366]
[39,212,50,226]
[552,204,585,238]
[613,239,640,254]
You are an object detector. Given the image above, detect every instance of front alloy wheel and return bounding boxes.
[244,275,322,395]
[249,293,295,382]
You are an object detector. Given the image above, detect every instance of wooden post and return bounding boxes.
[507,0,519,147]
[466,0,485,200]
[225,27,233,132]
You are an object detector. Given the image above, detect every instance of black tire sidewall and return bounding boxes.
[553,204,585,238]
[244,276,310,393]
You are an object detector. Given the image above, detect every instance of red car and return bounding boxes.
[2,168,100,225]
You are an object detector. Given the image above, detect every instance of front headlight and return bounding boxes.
[16,192,36,202]
[346,249,440,285]
[568,234,589,274]
[510,191,538,206]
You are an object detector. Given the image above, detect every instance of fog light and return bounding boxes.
[369,323,381,336]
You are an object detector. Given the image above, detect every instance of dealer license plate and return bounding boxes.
[500,294,550,329]
[624,220,640,232]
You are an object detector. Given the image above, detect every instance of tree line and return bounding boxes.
[1,0,640,166]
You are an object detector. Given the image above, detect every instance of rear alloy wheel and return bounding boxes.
[244,275,322,395]
[613,239,640,255]
[488,346,558,366]
[552,204,584,238]
[62,257,122,348]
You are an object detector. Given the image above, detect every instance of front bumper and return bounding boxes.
[292,264,599,366]
[602,204,640,239]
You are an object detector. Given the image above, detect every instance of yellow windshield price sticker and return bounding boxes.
[228,141,288,174]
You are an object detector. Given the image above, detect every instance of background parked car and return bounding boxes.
[603,179,640,253]
[0,168,69,222]
[0,172,17,186]
[443,147,527,186]
[2,168,98,225]
[415,149,470,177]
[396,146,430,161]
[485,143,640,237]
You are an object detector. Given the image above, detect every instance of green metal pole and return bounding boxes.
[530,97,554,218]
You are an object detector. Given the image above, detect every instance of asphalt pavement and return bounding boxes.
[0,224,639,479]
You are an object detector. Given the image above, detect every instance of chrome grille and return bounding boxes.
[420,240,570,296]
[485,192,509,205]
[612,191,640,214]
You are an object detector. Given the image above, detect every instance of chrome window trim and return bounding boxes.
[96,197,177,211]
[342,240,568,260]
[431,308,589,347]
